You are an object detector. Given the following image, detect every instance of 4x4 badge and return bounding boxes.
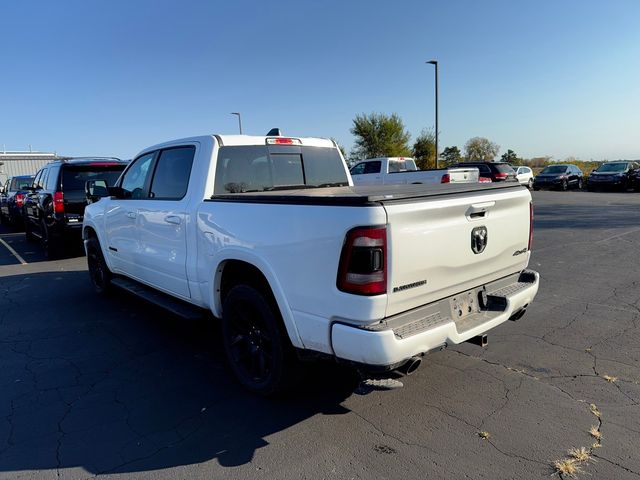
[471,226,488,254]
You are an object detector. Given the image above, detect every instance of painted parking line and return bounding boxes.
[0,236,28,265]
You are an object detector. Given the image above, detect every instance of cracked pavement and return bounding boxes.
[1,190,639,479]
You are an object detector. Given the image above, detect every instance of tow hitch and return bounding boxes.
[467,334,488,347]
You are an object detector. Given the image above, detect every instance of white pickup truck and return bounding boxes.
[350,157,479,185]
[83,134,539,395]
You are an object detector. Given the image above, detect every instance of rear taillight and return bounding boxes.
[15,193,25,207]
[440,173,450,183]
[479,177,492,183]
[528,202,534,250]
[494,173,508,180]
[53,191,64,214]
[337,226,387,295]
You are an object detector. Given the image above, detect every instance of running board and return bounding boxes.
[110,277,205,320]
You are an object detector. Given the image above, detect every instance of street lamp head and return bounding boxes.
[426,60,437,65]
[230,112,240,116]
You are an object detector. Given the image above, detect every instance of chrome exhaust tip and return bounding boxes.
[399,356,422,375]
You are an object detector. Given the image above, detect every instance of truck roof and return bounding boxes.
[139,134,335,156]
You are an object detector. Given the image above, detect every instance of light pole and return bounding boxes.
[426,60,438,168]
[230,112,243,134]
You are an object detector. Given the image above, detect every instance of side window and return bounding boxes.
[45,167,59,190]
[33,170,44,189]
[121,152,155,199]
[149,146,195,200]
[363,161,381,174]
[479,165,491,174]
[350,163,365,175]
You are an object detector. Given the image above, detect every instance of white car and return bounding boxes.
[515,166,534,188]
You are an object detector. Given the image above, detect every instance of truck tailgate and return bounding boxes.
[383,186,531,317]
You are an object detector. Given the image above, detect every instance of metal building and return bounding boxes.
[0,151,61,184]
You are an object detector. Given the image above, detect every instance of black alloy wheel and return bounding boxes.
[86,236,112,294]
[561,179,568,191]
[221,285,292,396]
[578,178,583,190]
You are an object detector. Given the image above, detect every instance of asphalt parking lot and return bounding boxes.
[1,190,639,480]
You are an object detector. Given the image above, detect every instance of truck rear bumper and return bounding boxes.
[330,270,539,366]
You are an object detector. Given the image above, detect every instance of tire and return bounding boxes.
[86,236,113,294]
[561,180,568,191]
[578,179,583,190]
[527,178,533,189]
[25,218,36,242]
[221,284,294,396]
[41,221,60,259]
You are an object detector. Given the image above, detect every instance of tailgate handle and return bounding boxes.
[467,201,495,220]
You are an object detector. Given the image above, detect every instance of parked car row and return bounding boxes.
[1,157,128,257]
[531,161,640,192]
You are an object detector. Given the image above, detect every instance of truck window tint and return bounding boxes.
[149,147,195,200]
[363,161,381,174]
[271,154,304,186]
[388,159,416,173]
[350,163,365,175]
[122,153,154,199]
[214,146,348,194]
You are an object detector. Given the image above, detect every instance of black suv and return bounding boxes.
[0,175,35,228]
[451,162,517,182]
[587,161,639,192]
[23,158,127,256]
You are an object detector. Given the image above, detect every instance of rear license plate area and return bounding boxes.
[450,290,480,321]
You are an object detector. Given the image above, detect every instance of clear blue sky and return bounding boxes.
[1,0,639,161]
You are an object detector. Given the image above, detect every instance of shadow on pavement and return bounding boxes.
[0,271,355,475]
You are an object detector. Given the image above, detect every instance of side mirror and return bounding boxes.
[85,179,110,204]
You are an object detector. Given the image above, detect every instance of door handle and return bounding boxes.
[466,201,495,220]
[126,211,137,219]
[164,215,181,225]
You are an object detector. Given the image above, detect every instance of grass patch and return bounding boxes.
[589,425,602,441]
[589,403,601,418]
[603,374,618,383]
[478,431,490,440]
[568,447,591,463]
[553,458,582,477]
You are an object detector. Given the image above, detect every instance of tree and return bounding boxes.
[350,112,411,160]
[440,146,462,166]
[412,128,436,169]
[500,149,518,163]
[464,137,500,162]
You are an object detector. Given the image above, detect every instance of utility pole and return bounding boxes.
[426,60,439,168]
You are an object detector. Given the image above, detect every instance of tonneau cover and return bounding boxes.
[208,182,523,206]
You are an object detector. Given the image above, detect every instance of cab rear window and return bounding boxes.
[214,146,348,194]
